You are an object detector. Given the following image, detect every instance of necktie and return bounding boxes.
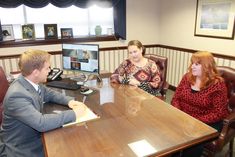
[37,85,43,112]
[37,86,41,96]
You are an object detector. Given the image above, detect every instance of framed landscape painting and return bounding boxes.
[194,0,235,39]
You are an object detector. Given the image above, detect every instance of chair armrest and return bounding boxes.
[214,111,235,149]
[160,81,169,97]
[220,112,235,138]
[163,81,169,90]
[223,111,235,130]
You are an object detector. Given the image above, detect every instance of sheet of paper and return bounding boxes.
[128,139,157,157]
[63,106,99,127]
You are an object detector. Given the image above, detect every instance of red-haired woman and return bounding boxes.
[171,51,229,157]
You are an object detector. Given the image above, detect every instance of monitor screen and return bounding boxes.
[62,43,99,74]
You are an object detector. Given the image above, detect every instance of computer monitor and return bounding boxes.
[62,43,99,76]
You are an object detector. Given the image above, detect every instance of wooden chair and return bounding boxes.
[144,54,169,99]
[0,66,9,124]
[203,66,235,157]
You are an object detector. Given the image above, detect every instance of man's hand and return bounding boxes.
[68,100,86,119]
[68,100,85,109]
[72,107,86,119]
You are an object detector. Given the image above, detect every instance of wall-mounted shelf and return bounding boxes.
[0,35,117,48]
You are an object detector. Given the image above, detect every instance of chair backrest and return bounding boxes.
[214,66,235,154]
[217,66,235,111]
[144,54,168,95]
[0,66,9,124]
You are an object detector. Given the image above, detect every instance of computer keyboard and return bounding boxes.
[46,80,81,90]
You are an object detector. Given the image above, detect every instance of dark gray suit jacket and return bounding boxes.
[0,75,76,157]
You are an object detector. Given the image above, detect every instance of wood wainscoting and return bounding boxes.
[0,45,234,89]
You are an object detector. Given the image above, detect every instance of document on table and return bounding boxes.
[128,139,157,157]
[63,106,100,127]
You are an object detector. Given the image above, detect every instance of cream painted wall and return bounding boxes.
[126,0,160,45]
[158,0,235,56]
[0,0,160,56]
[1,0,234,56]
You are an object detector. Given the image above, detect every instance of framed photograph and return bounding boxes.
[195,0,235,39]
[61,28,73,38]
[1,24,15,41]
[44,24,58,39]
[22,24,35,40]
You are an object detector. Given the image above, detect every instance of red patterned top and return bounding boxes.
[110,59,161,95]
[171,73,229,124]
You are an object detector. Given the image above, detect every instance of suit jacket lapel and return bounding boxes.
[17,75,43,111]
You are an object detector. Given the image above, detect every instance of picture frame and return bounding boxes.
[22,24,35,40]
[1,24,15,41]
[61,28,73,38]
[194,0,235,39]
[44,24,58,39]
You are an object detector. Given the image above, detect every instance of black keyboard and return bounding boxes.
[46,81,81,90]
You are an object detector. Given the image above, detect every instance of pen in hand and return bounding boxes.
[68,99,86,109]
[82,96,87,103]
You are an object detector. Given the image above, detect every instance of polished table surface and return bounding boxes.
[42,78,218,157]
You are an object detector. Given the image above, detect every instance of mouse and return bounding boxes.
[80,87,93,95]
[80,87,89,92]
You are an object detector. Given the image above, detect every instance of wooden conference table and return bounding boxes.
[42,78,218,157]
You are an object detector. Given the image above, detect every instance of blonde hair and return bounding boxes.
[188,51,222,89]
[19,49,51,76]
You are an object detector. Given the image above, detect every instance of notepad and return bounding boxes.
[63,107,100,127]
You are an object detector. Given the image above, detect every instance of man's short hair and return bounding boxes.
[19,49,51,76]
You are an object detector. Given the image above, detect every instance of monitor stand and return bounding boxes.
[70,73,85,82]
[71,73,103,86]
[70,73,91,85]
[96,74,103,83]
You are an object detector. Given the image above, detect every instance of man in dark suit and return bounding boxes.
[0,49,86,157]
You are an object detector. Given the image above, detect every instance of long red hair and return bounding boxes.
[188,51,223,89]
